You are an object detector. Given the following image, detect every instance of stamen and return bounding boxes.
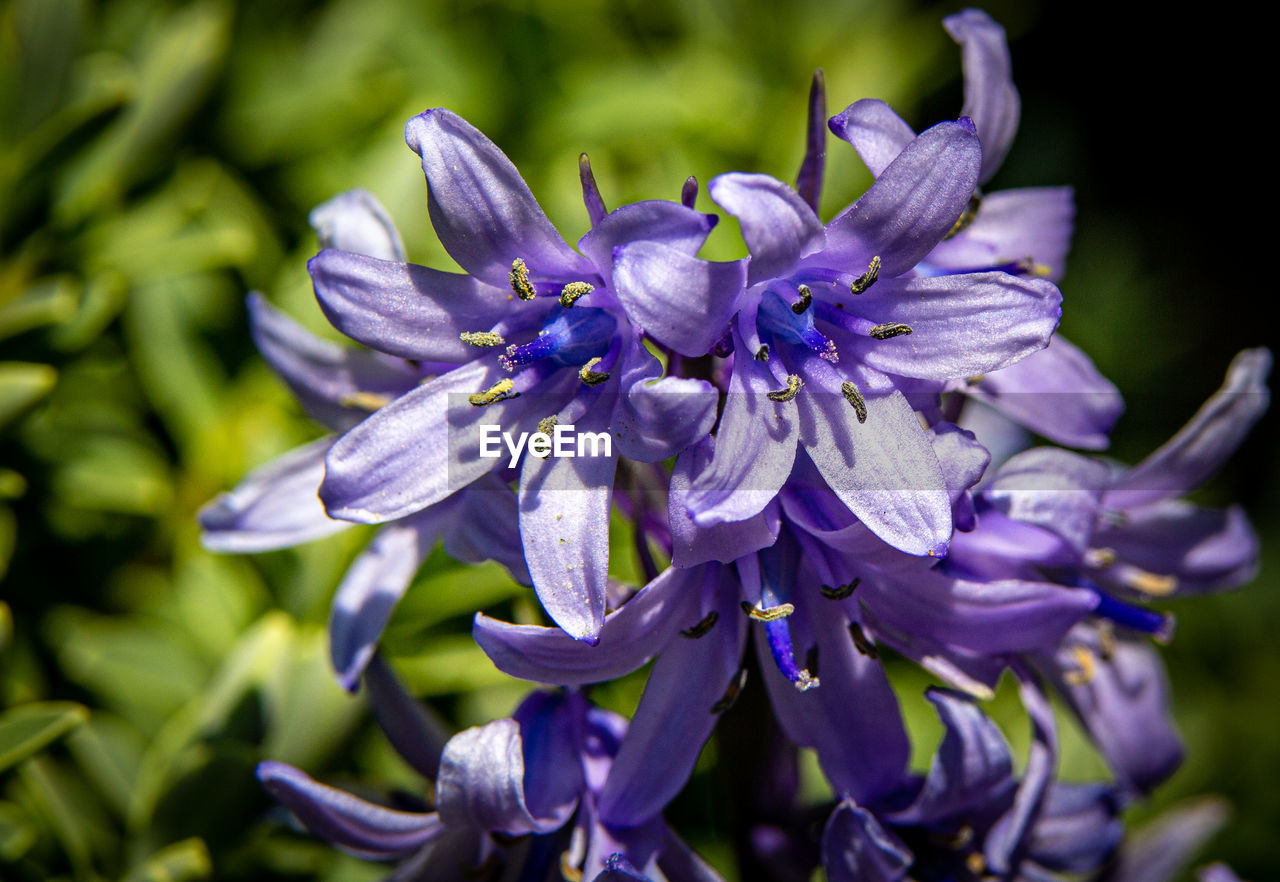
[468,378,518,407]
[964,852,987,877]
[762,617,819,691]
[1120,566,1178,597]
[679,610,720,639]
[964,374,984,387]
[754,344,770,362]
[560,851,584,882]
[848,622,879,658]
[537,415,558,436]
[579,357,610,386]
[710,668,748,714]
[1097,621,1117,661]
[740,600,795,622]
[338,391,391,412]
[840,382,868,424]
[791,284,813,314]
[559,281,594,308]
[1063,645,1096,685]
[1083,547,1117,569]
[850,255,881,294]
[868,322,913,340]
[1016,256,1052,277]
[820,578,860,600]
[459,330,506,348]
[509,258,536,300]
[766,374,803,402]
[944,192,983,240]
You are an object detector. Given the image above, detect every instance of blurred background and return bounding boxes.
[1,0,1274,879]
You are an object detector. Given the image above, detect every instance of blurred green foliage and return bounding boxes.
[0,0,1275,880]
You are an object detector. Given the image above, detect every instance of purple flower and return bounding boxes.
[199,190,529,691]
[310,109,721,643]
[830,9,1123,450]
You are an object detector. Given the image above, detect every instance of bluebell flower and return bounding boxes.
[199,190,530,691]
[830,8,1123,450]
[310,109,720,643]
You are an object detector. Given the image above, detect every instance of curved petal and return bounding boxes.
[247,293,421,431]
[686,344,799,526]
[1108,348,1271,507]
[199,438,349,552]
[796,69,828,212]
[823,120,981,277]
[596,573,746,827]
[828,98,914,177]
[404,109,590,286]
[708,173,825,285]
[982,447,1111,556]
[796,383,951,557]
[821,800,913,882]
[308,249,515,363]
[473,565,701,685]
[931,422,990,530]
[309,188,406,262]
[518,401,617,642]
[658,825,728,882]
[1025,783,1123,875]
[256,761,442,857]
[612,242,746,357]
[578,200,718,287]
[329,510,445,690]
[364,654,451,782]
[964,335,1123,450]
[670,440,780,566]
[944,9,1020,182]
[837,272,1061,380]
[440,476,531,583]
[611,338,719,463]
[1110,797,1230,882]
[927,187,1075,281]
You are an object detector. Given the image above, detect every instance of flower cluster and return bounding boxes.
[202,9,1269,881]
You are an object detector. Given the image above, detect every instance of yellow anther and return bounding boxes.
[965,851,987,877]
[338,391,392,412]
[869,322,913,340]
[766,374,803,402]
[510,258,537,300]
[560,851,583,882]
[848,622,879,659]
[1017,256,1053,277]
[740,600,795,622]
[537,415,558,436]
[964,374,984,387]
[1097,621,1117,661]
[945,192,983,240]
[820,578,861,600]
[754,344,770,362]
[559,281,594,308]
[459,330,506,347]
[840,381,867,424]
[791,284,813,314]
[1124,568,1178,597]
[710,668,748,714]
[468,378,518,407]
[578,357,610,386]
[679,610,720,639]
[1063,645,1097,685]
[1084,547,1118,569]
[850,255,881,294]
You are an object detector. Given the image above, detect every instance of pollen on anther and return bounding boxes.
[679,611,720,639]
[468,378,518,407]
[840,382,867,423]
[850,255,881,295]
[537,415,558,436]
[741,600,795,622]
[820,578,860,599]
[767,374,802,402]
[559,281,594,308]
[460,330,506,348]
[791,284,813,314]
[338,391,392,412]
[754,344,770,362]
[579,357,610,386]
[869,322,913,340]
[509,258,537,300]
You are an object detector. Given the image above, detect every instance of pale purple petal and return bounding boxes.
[927,187,1075,281]
[199,438,349,552]
[308,249,515,363]
[472,565,701,685]
[964,335,1123,450]
[597,574,746,827]
[795,69,828,212]
[611,338,719,463]
[578,200,718,287]
[687,347,799,526]
[329,510,446,690]
[1198,864,1244,882]
[309,188,406,262]
[821,800,912,882]
[404,109,591,286]
[518,402,617,642]
[931,422,990,530]
[321,359,559,523]
[823,120,981,277]
[1025,784,1122,875]
[838,272,1061,380]
[944,8,1020,182]
[612,243,747,357]
[1108,348,1271,507]
[364,654,450,782]
[796,384,951,557]
[982,447,1111,556]
[708,173,825,285]
[828,98,914,177]
[256,761,442,857]
[671,440,780,566]
[441,475,531,583]
[1109,797,1230,882]
[246,293,421,431]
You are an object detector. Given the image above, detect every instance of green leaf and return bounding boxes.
[0,362,58,428]
[0,800,38,862]
[0,701,88,773]
[120,837,212,882]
